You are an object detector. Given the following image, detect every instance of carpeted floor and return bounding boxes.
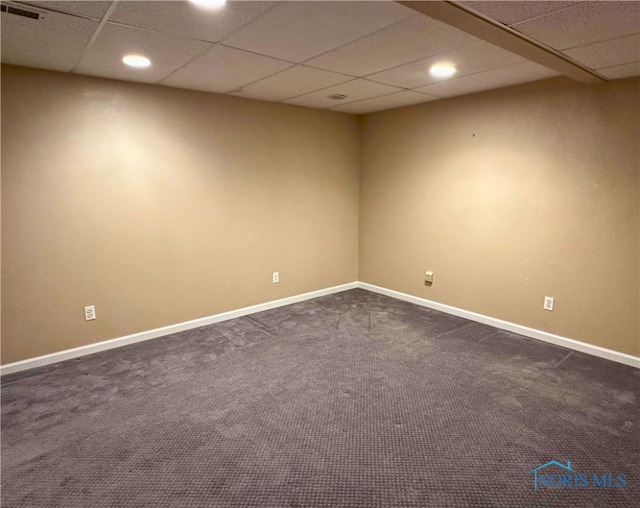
[1,288,638,507]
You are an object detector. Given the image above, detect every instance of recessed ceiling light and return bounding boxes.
[122,54,151,68]
[189,0,227,8]
[429,63,456,79]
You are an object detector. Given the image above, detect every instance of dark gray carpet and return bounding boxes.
[1,289,638,507]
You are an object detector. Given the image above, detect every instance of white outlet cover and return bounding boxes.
[84,305,96,320]
[272,272,279,284]
[543,296,554,311]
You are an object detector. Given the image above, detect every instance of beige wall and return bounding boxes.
[1,65,360,364]
[360,77,640,356]
[2,67,639,365]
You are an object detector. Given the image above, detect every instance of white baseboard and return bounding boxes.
[357,282,640,369]
[0,282,358,376]
[3,280,637,376]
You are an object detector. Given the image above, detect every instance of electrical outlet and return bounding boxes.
[84,305,96,321]
[543,296,554,311]
[272,272,279,284]
[425,271,434,286]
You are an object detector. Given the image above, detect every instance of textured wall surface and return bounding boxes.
[1,65,360,363]
[360,77,640,356]
[2,67,638,364]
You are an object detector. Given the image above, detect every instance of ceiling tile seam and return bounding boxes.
[581,56,640,71]
[360,58,529,89]
[327,90,442,111]
[408,59,556,90]
[375,84,443,97]
[102,1,282,46]
[215,42,301,67]
[327,96,438,112]
[501,2,585,28]
[189,45,306,92]
[12,0,104,21]
[596,61,640,72]
[220,65,299,95]
[214,1,284,46]
[183,43,306,91]
[286,12,419,68]
[367,40,511,80]
[559,32,640,53]
[281,77,362,103]
[546,50,619,76]
[226,62,359,95]
[401,87,437,97]
[59,2,285,47]
[516,40,609,80]
[157,43,299,88]
[284,76,446,105]
[303,89,387,107]
[216,6,417,67]
[219,64,354,97]
[70,1,120,75]
[302,39,484,80]
[270,78,370,104]
[155,43,219,85]
[411,90,442,97]
[285,63,356,80]
[399,1,606,84]
[101,19,219,44]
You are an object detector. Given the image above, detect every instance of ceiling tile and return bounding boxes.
[513,1,640,51]
[331,90,439,114]
[285,79,403,109]
[5,0,634,113]
[597,62,640,80]
[305,14,477,77]
[109,1,275,43]
[415,61,559,98]
[75,23,212,83]
[26,1,112,19]
[238,65,353,102]
[563,34,640,70]
[461,1,578,26]
[161,44,291,94]
[368,41,525,89]
[1,9,99,72]
[220,0,413,63]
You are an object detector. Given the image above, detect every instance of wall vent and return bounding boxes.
[1,3,41,20]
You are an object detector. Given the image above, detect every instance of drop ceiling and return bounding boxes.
[1,1,639,114]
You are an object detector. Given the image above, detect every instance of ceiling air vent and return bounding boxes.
[1,3,41,20]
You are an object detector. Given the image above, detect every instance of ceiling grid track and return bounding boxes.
[3,0,637,113]
[397,1,607,84]
[71,1,120,74]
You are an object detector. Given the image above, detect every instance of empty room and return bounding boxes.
[1,0,639,506]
